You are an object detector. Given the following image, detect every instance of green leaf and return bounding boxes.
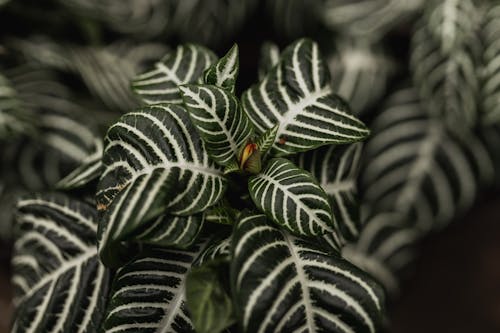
[11,193,110,332]
[180,84,253,166]
[359,87,487,232]
[134,212,204,248]
[96,104,226,216]
[223,159,240,175]
[248,158,335,236]
[133,44,217,105]
[255,124,278,156]
[98,168,180,267]
[258,42,280,80]
[204,44,239,92]
[231,212,385,333]
[0,73,31,139]
[242,38,369,156]
[101,239,212,333]
[187,260,235,333]
[410,1,481,128]
[296,143,363,243]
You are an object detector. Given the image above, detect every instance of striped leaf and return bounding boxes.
[359,87,485,232]
[134,212,205,248]
[0,73,30,138]
[480,2,500,125]
[96,104,226,216]
[242,38,369,157]
[296,143,363,243]
[205,202,236,225]
[204,44,239,93]
[195,235,232,266]
[248,158,335,236]
[231,212,385,333]
[410,1,481,128]
[342,212,420,296]
[102,240,211,333]
[255,124,279,156]
[133,44,217,105]
[12,193,110,332]
[180,84,253,166]
[98,168,181,266]
[56,139,103,190]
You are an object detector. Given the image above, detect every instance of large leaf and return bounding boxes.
[296,143,363,243]
[101,239,211,333]
[231,212,385,333]
[410,0,481,128]
[96,104,226,215]
[133,44,217,105]
[242,38,369,156]
[180,84,253,166]
[11,193,110,332]
[248,158,335,237]
[359,87,490,232]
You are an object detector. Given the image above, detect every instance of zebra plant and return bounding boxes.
[11,38,385,333]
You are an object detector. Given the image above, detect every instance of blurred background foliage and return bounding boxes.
[1,0,500,331]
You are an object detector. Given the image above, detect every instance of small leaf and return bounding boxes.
[204,43,239,92]
[133,44,217,105]
[187,260,235,333]
[248,158,335,236]
[255,124,278,155]
[180,84,253,166]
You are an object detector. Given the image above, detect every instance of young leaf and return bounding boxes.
[133,44,217,105]
[180,84,253,166]
[231,212,385,333]
[204,43,239,92]
[187,260,235,333]
[248,158,335,236]
[255,124,279,156]
[205,201,236,225]
[12,193,110,332]
[223,158,240,175]
[101,239,211,333]
[96,104,226,217]
[296,143,363,243]
[242,38,369,156]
